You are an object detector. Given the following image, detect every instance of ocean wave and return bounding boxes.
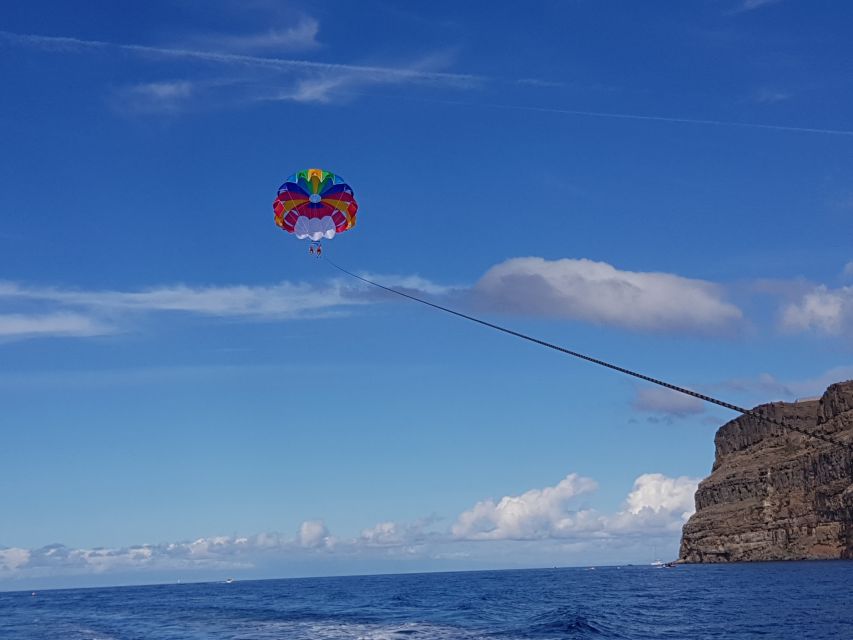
[2,565,850,639]
[254,619,486,639]
[522,605,627,639]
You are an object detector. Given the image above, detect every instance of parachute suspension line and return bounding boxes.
[324,258,853,451]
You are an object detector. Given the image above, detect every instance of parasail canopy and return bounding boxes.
[273,168,358,241]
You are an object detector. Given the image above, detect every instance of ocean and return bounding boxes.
[2,562,852,639]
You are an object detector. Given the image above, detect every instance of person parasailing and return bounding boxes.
[272,168,358,257]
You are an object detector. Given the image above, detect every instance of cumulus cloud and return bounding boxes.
[609,473,699,533]
[451,474,600,541]
[780,285,852,335]
[359,519,437,547]
[0,520,333,581]
[473,257,742,334]
[298,520,333,548]
[451,472,698,542]
[767,264,853,337]
[359,521,404,546]
[0,547,31,571]
[4,539,252,579]
[0,473,701,584]
[632,387,706,418]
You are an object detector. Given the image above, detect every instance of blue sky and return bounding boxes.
[2,0,853,589]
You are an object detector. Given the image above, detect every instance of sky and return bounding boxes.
[1,0,853,590]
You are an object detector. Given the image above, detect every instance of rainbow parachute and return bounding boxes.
[273,168,358,241]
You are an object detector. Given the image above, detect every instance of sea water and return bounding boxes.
[2,562,852,639]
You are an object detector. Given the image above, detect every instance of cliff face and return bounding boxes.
[679,381,853,563]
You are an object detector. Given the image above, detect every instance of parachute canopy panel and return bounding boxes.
[273,168,358,241]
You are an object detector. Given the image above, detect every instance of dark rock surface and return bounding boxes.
[679,381,853,562]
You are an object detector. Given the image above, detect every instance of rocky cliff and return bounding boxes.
[679,381,853,563]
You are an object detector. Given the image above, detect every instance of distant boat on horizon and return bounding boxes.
[225,578,235,584]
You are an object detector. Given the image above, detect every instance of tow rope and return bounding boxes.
[326,259,852,451]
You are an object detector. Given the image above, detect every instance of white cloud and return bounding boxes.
[0,29,483,112]
[751,88,791,104]
[358,516,439,548]
[434,101,853,137]
[0,521,330,580]
[65,282,353,317]
[615,473,698,530]
[266,50,476,104]
[119,80,196,112]
[0,547,31,571]
[632,387,706,417]
[0,279,362,320]
[192,18,321,53]
[7,29,848,138]
[13,539,252,578]
[842,262,853,281]
[0,270,461,342]
[0,312,113,338]
[0,31,475,83]
[780,285,852,335]
[298,520,332,548]
[0,472,700,584]
[274,76,352,104]
[0,256,744,343]
[736,0,782,11]
[357,273,460,297]
[114,80,221,115]
[451,474,600,541]
[0,279,359,342]
[13,253,821,348]
[0,273,458,343]
[473,257,742,334]
[516,78,564,88]
[451,472,699,543]
[360,521,403,546]
[721,366,853,402]
[132,81,193,100]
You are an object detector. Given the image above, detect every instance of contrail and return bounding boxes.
[405,97,853,137]
[0,31,480,86]
[4,30,852,137]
